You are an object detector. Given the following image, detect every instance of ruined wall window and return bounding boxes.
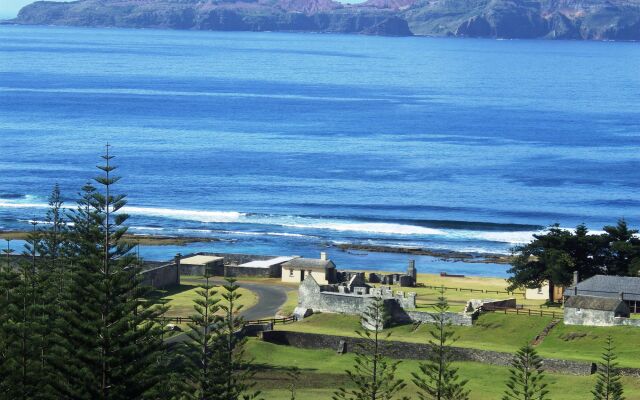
[537,287,543,294]
[289,269,294,277]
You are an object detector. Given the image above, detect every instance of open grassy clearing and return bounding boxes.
[245,340,640,400]
[280,313,552,354]
[411,273,547,311]
[148,280,257,322]
[538,322,640,367]
[280,313,640,368]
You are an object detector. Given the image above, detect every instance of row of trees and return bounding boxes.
[507,222,640,297]
[334,289,626,400]
[0,148,258,400]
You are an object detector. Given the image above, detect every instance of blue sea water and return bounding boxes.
[1,25,640,277]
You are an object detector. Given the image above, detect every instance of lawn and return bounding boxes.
[537,322,640,368]
[279,312,640,368]
[245,339,640,400]
[282,313,553,354]
[148,279,257,320]
[411,273,547,311]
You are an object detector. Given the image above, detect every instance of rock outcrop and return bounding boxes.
[9,0,640,40]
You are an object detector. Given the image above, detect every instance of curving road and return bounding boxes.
[166,279,294,344]
[230,280,293,321]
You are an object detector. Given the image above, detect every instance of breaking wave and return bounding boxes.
[0,198,547,246]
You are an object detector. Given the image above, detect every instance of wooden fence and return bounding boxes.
[161,315,297,326]
[419,285,525,296]
[483,306,561,319]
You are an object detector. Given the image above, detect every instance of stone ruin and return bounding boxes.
[294,273,474,329]
[463,298,517,314]
[367,260,417,288]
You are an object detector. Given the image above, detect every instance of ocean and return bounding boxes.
[1,25,639,277]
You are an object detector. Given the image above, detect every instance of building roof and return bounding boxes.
[180,255,223,265]
[282,258,336,271]
[565,295,628,312]
[239,256,298,269]
[564,275,640,302]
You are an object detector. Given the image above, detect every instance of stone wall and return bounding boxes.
[564,308,617,327]
[139,262,179,289]
[180,255,224,276]
[404,310,474,326]
[260,331,612,376]
[614,317,640,327]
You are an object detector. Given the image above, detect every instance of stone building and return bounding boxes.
[564,274,640,313]
[176,253,292,278]
[564,295,630,327]
[368,260,417,287]
[231,256,295,278]
[178,254,225,276]
[281,253,337,284]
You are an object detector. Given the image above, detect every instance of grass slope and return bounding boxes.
[280,313,640,367]
[245,340,640,400]
[538,323,640,367]
[283,313,552,353]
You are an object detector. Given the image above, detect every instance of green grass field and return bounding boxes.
[538,322,640,367]
[281,313,552,353]
[148,279,257,320]
[411,273,547,311]
[245,339,640,400]
[279,312,640,368]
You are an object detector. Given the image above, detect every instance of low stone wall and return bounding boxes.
[260,331,616,376]
[139,262,179,289]
[614,317,640,327]
[404,311,474,326]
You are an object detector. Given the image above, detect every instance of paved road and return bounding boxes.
[166,279,293,344]
[231,280,293,321]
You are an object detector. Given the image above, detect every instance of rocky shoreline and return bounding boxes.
[335,243,512,264]
[8,0,640,41]
[0,230,222,246]
[1,229,512,263]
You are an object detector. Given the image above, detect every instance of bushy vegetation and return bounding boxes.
[508,222,640,296]
[0,148,258,400]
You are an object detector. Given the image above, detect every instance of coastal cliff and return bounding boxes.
[9,0,640,40]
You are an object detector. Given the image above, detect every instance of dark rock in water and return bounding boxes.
[10,0,640,40]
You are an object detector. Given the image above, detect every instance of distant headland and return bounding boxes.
[6,0,640,41]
